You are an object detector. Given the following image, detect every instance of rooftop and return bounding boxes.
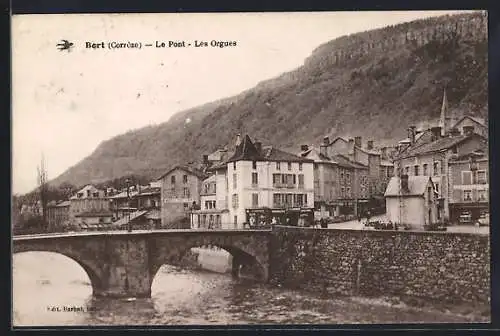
[384,176,433,197]
[157,164,208,181]
[397,134,484,159]
[227,134,313,163]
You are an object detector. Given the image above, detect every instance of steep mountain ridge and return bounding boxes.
[51,12,488,188]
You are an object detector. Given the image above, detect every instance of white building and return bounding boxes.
[384,175,438,230]
[226,135,315,228]
[190,168,231,229]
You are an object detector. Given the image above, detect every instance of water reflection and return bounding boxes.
[13,252,484,326]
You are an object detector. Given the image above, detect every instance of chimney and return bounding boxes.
[319,145,327,157]
[381,146,387,159]
[463,125,474,136]
[367,140,374,150]
[254,141,262,154]
[348,138,355,152]
[354,136,362,148]
[401,174,409,191]
[408,126,416,145]
[430,126,442,141]
[323,136,330,146]
[301,144,309,152]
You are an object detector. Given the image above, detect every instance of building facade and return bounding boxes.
[384,175,438,230]
[299,145,370,218]
[158,165,207,228]
[190,168,231,229]
[69,185,110,220]
[394,127,487,221]
[225,135,315,228]
[46,200,70,230]
[448,151,489,222]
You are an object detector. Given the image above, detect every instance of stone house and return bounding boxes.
[384,175,438,230]
[158,165,208,228]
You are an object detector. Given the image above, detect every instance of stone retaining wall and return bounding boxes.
[270,227,490,304]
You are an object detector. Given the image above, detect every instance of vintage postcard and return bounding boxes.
[12,11,490,327]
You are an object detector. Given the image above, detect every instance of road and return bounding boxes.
[327,214,489,235]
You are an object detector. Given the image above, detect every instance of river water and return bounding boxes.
[13,252,482,326]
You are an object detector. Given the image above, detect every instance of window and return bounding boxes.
[276,162,281,170]
[273,174,281,185]
[233,173,237,189]
[478,190,487,202]
[462,171,472,185]
[440,160,445,174]
[314,163,318,170]
[93,192,99,198]
[288,162,292,171]
[477,171,487,184]
[171,175,176,184]
[346,172,350,180]
[273,194,280,206]
[183,202,189,209]
[304,193,308,205]
[233,162,236,169]
[183,188,190,198]
[414,165,419,176]
[252,172,258,186]
[463,190,472,201]
[423,164,428,176]
[296,194,304,206]
[452,146,458,154]
[252,161,257,170]
[299,163,303,171]
[298,174,304,188]
[232,194,239,209]
[340,171,344,179]
[341,187,345,197]
[252,193,259,207]
[346,187,351,196]
[183,175,188,183]
[233,215,238,227]
[433,162,439,176]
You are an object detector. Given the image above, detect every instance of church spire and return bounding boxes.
[439,87,448,136]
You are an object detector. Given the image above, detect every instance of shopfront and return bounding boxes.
[245,207,314,228]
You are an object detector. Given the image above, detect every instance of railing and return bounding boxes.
[273,183,296,189]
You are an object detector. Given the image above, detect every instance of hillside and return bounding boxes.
[51,12,488,188]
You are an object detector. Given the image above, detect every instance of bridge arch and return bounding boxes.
[13,244,104,295]
[147,234,269,290]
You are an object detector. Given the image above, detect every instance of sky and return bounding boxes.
[11,10,472,194]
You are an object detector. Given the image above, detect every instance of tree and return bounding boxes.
[37,154,49,231]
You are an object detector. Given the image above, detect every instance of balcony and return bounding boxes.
[273,183,296,189]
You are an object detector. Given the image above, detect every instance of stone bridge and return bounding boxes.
[13,229,271,298]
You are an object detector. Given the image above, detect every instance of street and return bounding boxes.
[328,214,489,235]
